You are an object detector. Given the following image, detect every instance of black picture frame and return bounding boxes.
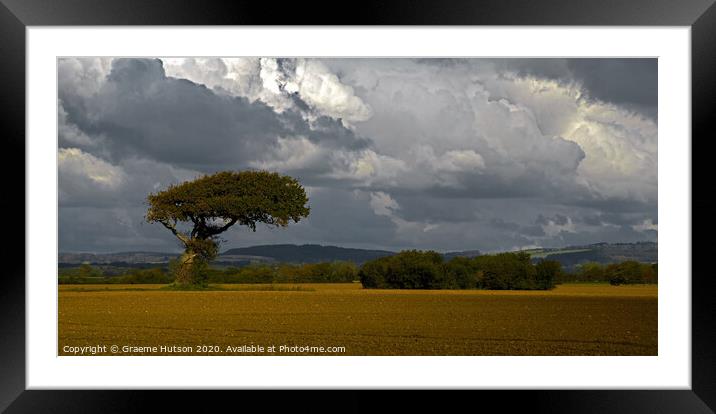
[1,0,713,412]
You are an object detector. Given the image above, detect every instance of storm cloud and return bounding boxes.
[58,57,658,253]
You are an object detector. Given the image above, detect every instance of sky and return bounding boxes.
[58,57,657,253]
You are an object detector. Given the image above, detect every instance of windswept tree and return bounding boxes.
[146,171,310,286]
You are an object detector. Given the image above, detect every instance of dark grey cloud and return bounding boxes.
[536,214,569,226]
[59,206,176,253]
[252,188,398,249]
[60,58,368,173]
[576,211,658,228]
[568,59,657,117]
[491,218,546,238]
[385,194,482,223]
[493,58,572,80]
[62,59,285,170]
[493,58,657,119]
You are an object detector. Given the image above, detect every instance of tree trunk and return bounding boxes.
[174,250,200,286]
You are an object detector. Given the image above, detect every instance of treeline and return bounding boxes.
[204,261,358,283]
[58,261,359,284]
[58,256,658,287]
[59,265,174,284]
[559,261,657,285]
[359,250,560,290]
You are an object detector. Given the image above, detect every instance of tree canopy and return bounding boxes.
[147,171,309,240]
[146,170,310,286]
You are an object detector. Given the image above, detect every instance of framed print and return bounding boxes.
[2,0,715,412]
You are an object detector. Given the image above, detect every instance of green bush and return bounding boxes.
[359,250,446,289]
[444,257,478,289]
[119,268,173,284]
[358,257,390,288]
[200,261,359,284]
[577,262,605,282]
[384,250,443,289]
[563,260,658,284]
[606,261,656,284]
[609,274,627,285]
[473,252,539,290]
[360,251,559,290]
[535,260,562,290]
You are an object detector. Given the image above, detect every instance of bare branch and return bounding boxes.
[159,219,190,245]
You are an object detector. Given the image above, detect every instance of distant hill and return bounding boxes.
[524,242,657,270]
[58,251,180,265]
[222,245,483,264]
[443,250,482,260]
[58,242,655,268]
[221,244,394,264]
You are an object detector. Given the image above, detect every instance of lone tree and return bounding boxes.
[146,170,310,287]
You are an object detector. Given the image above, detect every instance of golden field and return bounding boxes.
[58,283,657,356]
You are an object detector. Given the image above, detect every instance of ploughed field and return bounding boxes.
[58,283,657,356]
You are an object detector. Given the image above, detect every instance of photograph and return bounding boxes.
[57,56,658,356]
[1,0,711,406]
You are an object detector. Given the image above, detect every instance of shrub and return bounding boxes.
[575,262,605,282]
[360,250,558,290]
[118,268,173,284]
[609,274,627,285]
[388,250,444,289]
[534,259,561,290]
[444,257,477,289]
[606,260,656,284]
[359,257,390,288]
[473,252,537,290]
